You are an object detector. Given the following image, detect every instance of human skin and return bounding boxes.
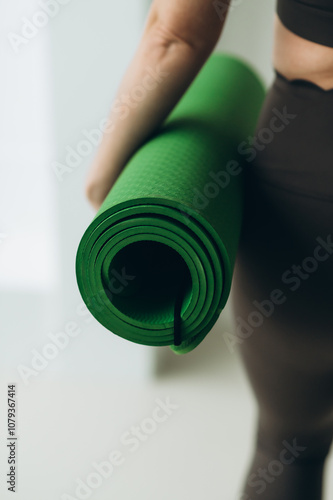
[273,14,333,90]
[85,1,333,210]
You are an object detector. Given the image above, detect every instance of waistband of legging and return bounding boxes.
[273,68,333,99]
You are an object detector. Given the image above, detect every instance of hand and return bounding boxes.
[84,0,227,210]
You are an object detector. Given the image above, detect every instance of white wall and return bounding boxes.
[217,0,276,86]
[1,0,61,382]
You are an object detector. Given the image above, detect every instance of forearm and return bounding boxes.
[86,3,229,208]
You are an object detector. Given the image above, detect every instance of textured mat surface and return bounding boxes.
[76,52,265,354]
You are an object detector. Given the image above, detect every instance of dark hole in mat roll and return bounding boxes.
[76,52,266,355]
[102,240,193,324]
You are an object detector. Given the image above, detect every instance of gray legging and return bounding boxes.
[230,70,333,499]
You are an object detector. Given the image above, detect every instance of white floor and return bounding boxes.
[1,304,333,500]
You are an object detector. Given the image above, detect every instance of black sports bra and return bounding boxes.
[277,0,333,47]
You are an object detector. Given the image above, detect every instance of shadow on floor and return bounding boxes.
[151,305,239,380]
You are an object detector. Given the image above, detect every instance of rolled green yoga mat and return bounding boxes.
[76,52,265,355]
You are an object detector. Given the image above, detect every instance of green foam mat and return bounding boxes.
[76,52,265,355]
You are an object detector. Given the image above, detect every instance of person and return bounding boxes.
[85,1,333,498]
